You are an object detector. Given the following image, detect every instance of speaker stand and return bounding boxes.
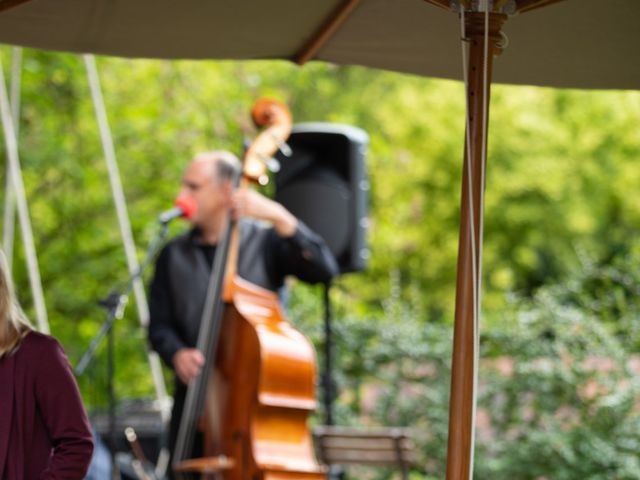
[321,282,345,480]
[322,282,335,426]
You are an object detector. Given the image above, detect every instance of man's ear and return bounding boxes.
[221,180,234,203]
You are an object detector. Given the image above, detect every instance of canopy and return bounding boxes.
[0,0,638,90]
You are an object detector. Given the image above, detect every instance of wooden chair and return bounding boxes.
[313,426,417,480]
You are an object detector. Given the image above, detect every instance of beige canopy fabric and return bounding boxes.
[0,0,638,90]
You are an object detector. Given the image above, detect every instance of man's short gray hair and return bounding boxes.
[193,150,242,185]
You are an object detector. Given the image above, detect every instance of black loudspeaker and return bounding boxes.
[275,123,369,274]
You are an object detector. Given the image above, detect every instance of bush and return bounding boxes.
[291,251,640,479]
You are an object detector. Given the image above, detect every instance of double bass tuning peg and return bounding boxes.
[258,153,281,173]
[271,132,292,157]
[252,154,279,185]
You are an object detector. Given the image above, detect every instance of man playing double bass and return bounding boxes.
[147,150,339,471]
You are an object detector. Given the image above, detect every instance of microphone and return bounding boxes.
[158,195,197,224]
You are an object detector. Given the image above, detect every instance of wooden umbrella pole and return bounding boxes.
[445,11,506,480]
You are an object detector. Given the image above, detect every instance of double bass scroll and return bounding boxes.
[173,99,326,480]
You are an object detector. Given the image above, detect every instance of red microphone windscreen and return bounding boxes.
[175,195,197,219]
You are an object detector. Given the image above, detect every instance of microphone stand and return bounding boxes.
[75,221,171,477]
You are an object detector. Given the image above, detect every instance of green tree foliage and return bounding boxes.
[476,250,640,479]
[302,250,640,479]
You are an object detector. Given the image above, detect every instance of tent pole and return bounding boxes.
[3,47,22,272]
[0,50,49,333]
[294,0,361,65]
[83,55,170,415]
[0,0,33,13]
[445,11,506,480]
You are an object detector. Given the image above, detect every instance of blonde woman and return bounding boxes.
[0,250,93,479]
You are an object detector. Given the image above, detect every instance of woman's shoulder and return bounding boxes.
[19,330,64,357]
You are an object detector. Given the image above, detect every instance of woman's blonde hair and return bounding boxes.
[0,249,32,358]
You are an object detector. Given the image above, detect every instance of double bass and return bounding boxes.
[172,99,327,480]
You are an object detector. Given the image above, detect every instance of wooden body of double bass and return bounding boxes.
[200,275,326,480]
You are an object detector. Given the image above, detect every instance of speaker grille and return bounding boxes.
[275,123,369,274]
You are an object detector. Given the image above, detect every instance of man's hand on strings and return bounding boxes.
[173,348,205,384]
